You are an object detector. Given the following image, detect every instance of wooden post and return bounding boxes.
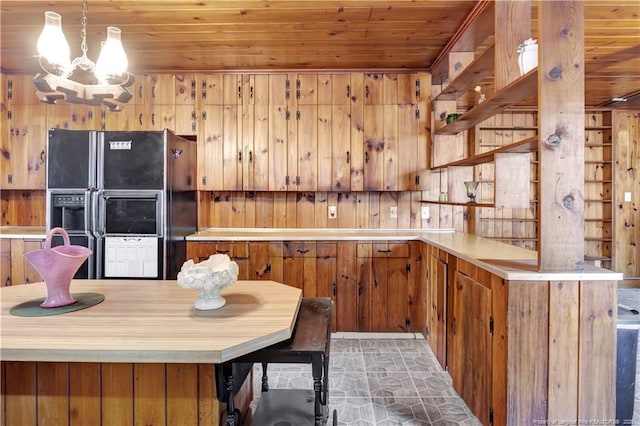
[537,0,585,271]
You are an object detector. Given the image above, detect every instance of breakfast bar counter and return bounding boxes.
[0,279,302,425]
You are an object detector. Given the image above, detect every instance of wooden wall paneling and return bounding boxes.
[316,243,338,331]
[336,242,358,331]
[175,105,197,136]
[614,111,639,277]
[272,192,287,228]
[332,104,351,191]
[383,73,398,105]
[296,104,318,190]
[495,153,530,208]
[213,192,232,228]
[0,239,10,286]
[379,192,397,229]
[296,192,316,228]
[397,74,414,105]
[314,192,329,228]
[222,103,241,190]
[69,363,101,426]
[223,74,241,106]
[145,74,176,105]
[577,280,616,421]
[253,104,270,191]
[417,73,431,184]
[9,238,25,284]
[197,364,218,425]
[269,105,288,190]
[349,73,365,191]
[254,192,273,228]
[547,281,579,422]
[364,73,384,105]
[397,191,412,229]
[335,192,354,229]
[244,192,256,227]
[399,103,417,191]
[268,241,284,282]
[3,361,36,426]
[494,1,531,88]
[231,192,246,228]
[317,74,332,105]
[364,105,384,190]
[296,74,317,105]
[175,74,197,106]
[538,0,585,270]
[356,192,370,229]
[285,192,297,227]
[6,105,47,189]
[507,281,549,425]
[331,74,351,106]
[317,104,332,191]
[133,363,166,425]
[166,364,198,426]
[242,102,255,190]
[37,362,69,425]
[384,104,399,190]
[431,99,462,167]
[6,75,40,106]
[201,74,223,105]
[102,107,136,131]
[369,192,381,229]
[356,251,374,331]
[70,105,101,130]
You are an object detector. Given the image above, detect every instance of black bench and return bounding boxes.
[216,297,334,426]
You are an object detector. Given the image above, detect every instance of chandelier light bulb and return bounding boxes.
[95,27,129,84]
[36,11,71,71]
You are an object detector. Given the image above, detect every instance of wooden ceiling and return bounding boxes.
[1,1,639,108]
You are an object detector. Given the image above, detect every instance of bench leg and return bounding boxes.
[261,362,269,392]
[312,353,324,425]
[223,363,241,426]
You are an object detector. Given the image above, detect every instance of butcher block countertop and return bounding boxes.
[189,228,623,282]
[0,280,302,364]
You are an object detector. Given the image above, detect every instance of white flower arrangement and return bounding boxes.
[516,38,537,54]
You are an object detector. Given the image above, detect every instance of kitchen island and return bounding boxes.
[0,279,302,425]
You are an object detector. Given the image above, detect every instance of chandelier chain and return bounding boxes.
[80,0,88,58]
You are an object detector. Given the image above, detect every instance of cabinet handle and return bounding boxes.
[216,249,230,254]
[249,151,253,163]
[297,248,309,254]
[139,113,143,126]
[238,151,242,162]
[365,85,370,98]
[346,85,351,99]
[202,80,207,99]
[238,86,242,98]
[377,249,392,253]
[265,263,272,273]
[138,85,143,99]
[365,152,369,164]
[332,283,336,297]
[346,151,350,164]
[4,276,10,286]
[358,283,363,296]
[250,86,254,99]
[40,149,46,164]
[151,113,155,126]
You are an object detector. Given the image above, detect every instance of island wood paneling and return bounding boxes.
[1,361,251,426]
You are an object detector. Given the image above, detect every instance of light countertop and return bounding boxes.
[0,280,302,364]
[189,228,623,281]
[0,226,46,239]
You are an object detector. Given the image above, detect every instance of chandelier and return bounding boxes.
[33,0,135,111]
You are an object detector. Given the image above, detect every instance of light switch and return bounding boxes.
[624,192,632,202]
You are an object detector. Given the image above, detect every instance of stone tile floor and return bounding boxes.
[251,337,481,425]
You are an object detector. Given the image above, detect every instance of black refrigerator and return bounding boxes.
[46,129,197,280]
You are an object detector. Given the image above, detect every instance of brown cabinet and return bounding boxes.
[185,241,250,279]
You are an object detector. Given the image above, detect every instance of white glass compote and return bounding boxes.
[177,254,239,310]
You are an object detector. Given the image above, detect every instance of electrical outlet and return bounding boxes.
[421,206,430,220]
[328,205,337,219]
[625,192,632,202]
[390,206,398,219]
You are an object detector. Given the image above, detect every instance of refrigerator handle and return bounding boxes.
[92,189,105,237]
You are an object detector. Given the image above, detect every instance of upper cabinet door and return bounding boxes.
[363,73,384,105]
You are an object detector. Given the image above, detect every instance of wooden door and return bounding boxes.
[332,104,351,191]
[282,241,316,295]
[296,104,318,191]
[430,253,448,368]
[364,105,384,190]
[199,105,223,189]
[215,242,250,280]
[336,242,358,332]
[387,257,409,332]
[451,271,492,426]
[268,104,289,190]
[363,73,384,105]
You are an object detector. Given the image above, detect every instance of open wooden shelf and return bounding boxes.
[435,69,538,135]
[433,43,496,102]
[419,201,494,207]
[431,136,537,170]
